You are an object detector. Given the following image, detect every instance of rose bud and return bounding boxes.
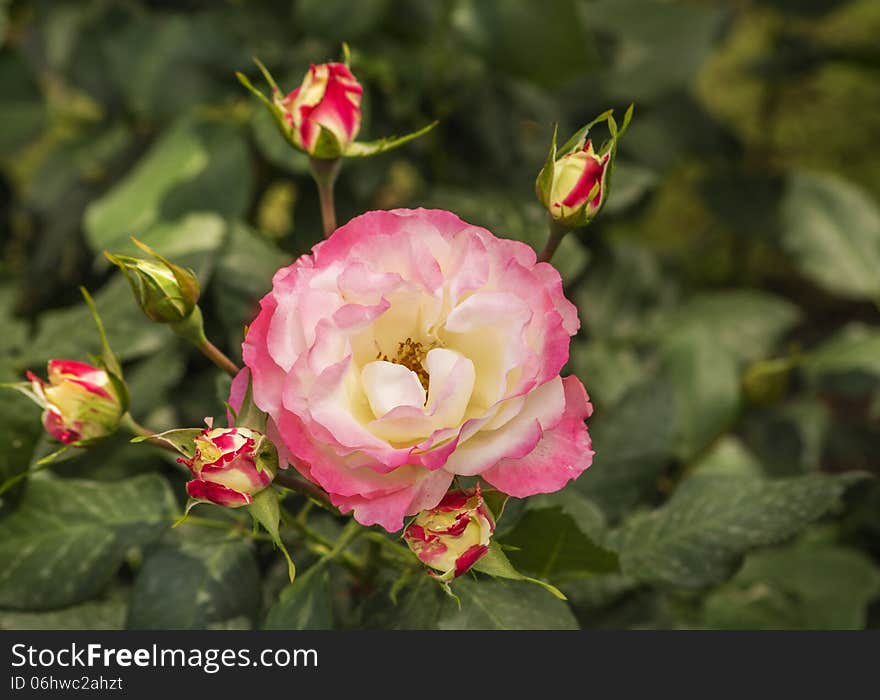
[105,239,199,325]
[26,360,123,444]
[276,62,363,158]
[537,138,610,227]
[179,427,278,508]
[536,106,632,229]
[404,487,495,580]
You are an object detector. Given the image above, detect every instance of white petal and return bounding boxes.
[361,361,426,418]
[424,348,475,429]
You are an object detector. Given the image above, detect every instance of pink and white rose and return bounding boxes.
[404,486,495,579]
[26,360,123,444]
[179,427,277,508]
[242,208,593,531]
[276,62,362,157]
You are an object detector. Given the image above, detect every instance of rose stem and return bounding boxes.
[309,157,342,238]
[178,515,274,542]
[196,338,240,377]
[537,218,571,264]
[279,505,367,573]
[275,470,335,509]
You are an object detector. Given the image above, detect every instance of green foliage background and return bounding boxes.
[1,0,880,629]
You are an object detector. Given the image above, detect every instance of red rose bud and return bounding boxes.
[538,138,610,227]
[179,427,278,508]
[276,62,362,158]
[26,360,123,444]
[105,241,200,324]
[403,486,495,580]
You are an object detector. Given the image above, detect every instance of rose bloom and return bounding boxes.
[242,208,593,531]
[277,62,362,156]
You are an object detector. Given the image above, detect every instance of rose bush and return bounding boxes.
[242,208,594,531]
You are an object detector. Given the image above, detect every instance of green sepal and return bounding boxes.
[131,428,203,458]
[481,489,509,523]
[232,371,267,433]
[80,287,128,413]
[341,42,352,67]
[343,120,439,158]
[131,237,201,309]
[309,124,344,160]
[249,488,296,582]
[251,434,279,476]
[172,497,203,528]
[169,305,208,346]
[472,541,567,600]
[0,381,43,409]
[535,123,558,208]
[237,64,298,151]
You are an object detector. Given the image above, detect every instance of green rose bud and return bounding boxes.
[105,239,200,324]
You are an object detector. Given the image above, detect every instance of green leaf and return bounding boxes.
[703,540,880,630]
[440,578,578,630]
[660,328,741,461]
[84,117,251,255]
[653,291,801,363]
[611,473,865,589]
[106,213,226,280]
[0,587,129,630]
[0,50,46,153]
[689,437,765,480]
[20,276,168,367]
[0,474,176,609]
[803,324,880,381]
[576,374,676,518]
[472,542,566,599]
[248,489,294,582]
[0,392,43,510]
[264,565,333,630]
[211,222,288,348]
[375,573,578,630]
[502,492,620,582]
[781,171,880,300]
[584,0,726,101]
[128,531,261,630]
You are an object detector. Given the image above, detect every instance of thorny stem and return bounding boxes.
[309,157,342,238]
[538,218,572,264]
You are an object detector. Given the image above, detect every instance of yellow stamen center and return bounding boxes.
[379,338,430,392]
